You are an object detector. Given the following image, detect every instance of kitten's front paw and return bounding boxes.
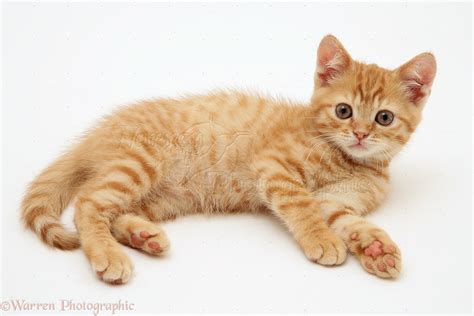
[348,228,401,279]
[300,228,347,265]
[88,245,133,285]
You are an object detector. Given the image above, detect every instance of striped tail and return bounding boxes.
[21,153,89,250]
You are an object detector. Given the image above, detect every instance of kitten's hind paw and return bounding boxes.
[129,228,170,255]
[349,229,401,279]
[111,214,170,255]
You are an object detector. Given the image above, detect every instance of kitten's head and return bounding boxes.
[310,35,436,162]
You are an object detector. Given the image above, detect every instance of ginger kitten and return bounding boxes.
[21,35,436,284]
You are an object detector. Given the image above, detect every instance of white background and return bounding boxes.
[2,2,472,314]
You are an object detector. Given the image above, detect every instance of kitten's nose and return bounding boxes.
[353,131,369,140]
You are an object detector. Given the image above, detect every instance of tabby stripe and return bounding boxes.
[371,86,384,101]
[394,135,407,145]
[52,239,68,250]
[357,83,364,102]
[109,165,142,186]
[77,197,104,211]
[308,153,335,173]
[123,148,157,183]
[77,197,120,213]
[330,122,342,129]
[140,139,160,159]
[121,133,160,160]
[24,206,47,228]
[265,186,307,201]
[279,199,313,211]
[345,206,356,212]
[327,210,352,226]
[274,144,291,155]
[326,153,345,170]
[267,173,304,188]
[40,222,61,241]
[98,181,133,195]
[363,165,389,180]
[266,155,291,173]
[255,167,269,175]
[397,116,415,133]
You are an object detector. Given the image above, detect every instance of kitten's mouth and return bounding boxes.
[349,142,366,150]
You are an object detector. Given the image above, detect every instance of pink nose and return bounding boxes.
[353,131,369,140]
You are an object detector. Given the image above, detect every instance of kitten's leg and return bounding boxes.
[75,194,133,284]
[314,179,402,278]
[75,153,162,284]
[255,165,347,265]
[111,213,170,255]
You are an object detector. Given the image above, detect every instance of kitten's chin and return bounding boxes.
[342,144,382,160]
[342,145,398,163]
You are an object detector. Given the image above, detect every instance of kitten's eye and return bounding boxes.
[375,110,394,126]
[335,103,352,119]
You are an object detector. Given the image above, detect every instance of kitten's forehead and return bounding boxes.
[348,63,395,109]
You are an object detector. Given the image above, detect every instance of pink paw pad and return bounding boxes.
[364,240,383,259]
[377,263,387,272]
[365,262,373,270]
[386,257,396,267]
[139,231,150,238]
[148,241,161,251]
[350,232,358,240]
[131,233,145,247]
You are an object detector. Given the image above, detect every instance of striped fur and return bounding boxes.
[21,35,436,283]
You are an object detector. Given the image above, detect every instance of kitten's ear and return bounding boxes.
[316,35,352,86]
[396,52,437,105]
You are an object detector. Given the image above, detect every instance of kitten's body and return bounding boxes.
[21,36,436,283]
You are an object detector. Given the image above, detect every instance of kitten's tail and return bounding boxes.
[21,152,90,250]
